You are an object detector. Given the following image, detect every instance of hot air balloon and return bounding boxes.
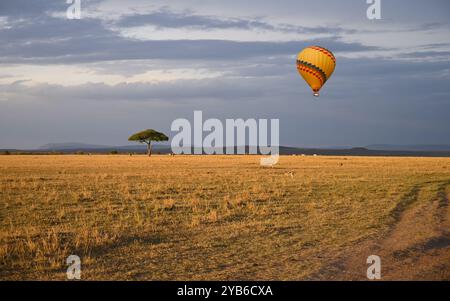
[296,46,336,97]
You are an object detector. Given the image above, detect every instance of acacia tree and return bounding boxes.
[128,129,168,156]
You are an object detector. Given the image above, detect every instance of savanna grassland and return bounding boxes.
[0,155,449,280]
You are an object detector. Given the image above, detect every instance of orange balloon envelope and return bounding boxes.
[296,46,336,97]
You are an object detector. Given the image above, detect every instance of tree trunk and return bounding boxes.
[147,141,152,157]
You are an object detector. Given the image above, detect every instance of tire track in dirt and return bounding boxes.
[311,181,450,280]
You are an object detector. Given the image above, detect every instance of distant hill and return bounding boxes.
[1,143,448,157]
[366,144,450,151]
[37,142,170,153]
[39,142,167,152]
[40,143,112,150]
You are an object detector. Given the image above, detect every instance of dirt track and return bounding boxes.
[313,180,450,280]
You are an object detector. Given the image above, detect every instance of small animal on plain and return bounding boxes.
[284,171,295,178]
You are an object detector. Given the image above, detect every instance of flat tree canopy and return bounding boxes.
[128,129,168,143]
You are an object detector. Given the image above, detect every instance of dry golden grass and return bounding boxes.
[0,155,449,280]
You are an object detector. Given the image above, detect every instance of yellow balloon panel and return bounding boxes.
[296,46,336,94]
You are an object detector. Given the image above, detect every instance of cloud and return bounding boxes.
[117,9,274,30]
[0,0,64,17]
[0,77,273,104]
[2,56,449,104]
[0,21,378,64]
[400,51,450,60]
[116,8,356,35]
[0,1,383,66]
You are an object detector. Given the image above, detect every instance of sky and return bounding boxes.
[0,0,449,149]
